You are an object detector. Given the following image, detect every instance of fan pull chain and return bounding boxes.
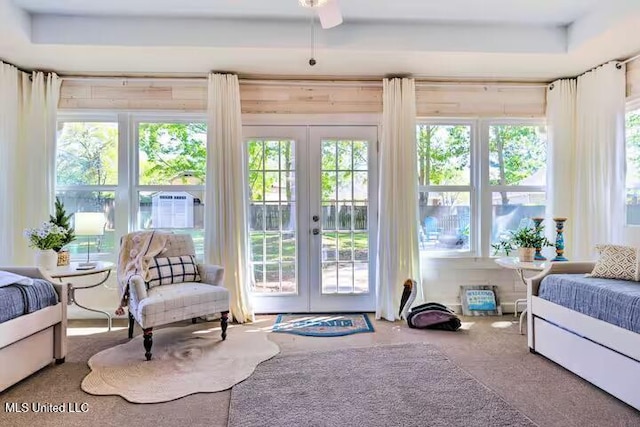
[309,2,317,66]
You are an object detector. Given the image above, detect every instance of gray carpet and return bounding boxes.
[228,343,537,427]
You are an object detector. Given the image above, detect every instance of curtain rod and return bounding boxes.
[1,59,34,77]
[58,75,549,89]
[620,52,640,66]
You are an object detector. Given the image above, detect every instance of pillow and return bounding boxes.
[147,255,201,288]
[588,244,640,281]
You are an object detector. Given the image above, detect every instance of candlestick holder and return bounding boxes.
[532,217,546,260]
[552,217,568,261]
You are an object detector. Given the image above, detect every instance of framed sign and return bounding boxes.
[460,285,502,316]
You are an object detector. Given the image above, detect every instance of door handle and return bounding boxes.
[312,215,319,222]
[312,228,320,235]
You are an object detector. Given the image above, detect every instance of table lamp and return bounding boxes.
[74,212,105,269]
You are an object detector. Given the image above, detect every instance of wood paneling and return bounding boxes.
[59,80,207,111]
[627,58,640,100]
[58,78,547,117]
[416,84,546,117]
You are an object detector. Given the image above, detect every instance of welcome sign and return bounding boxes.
[460,285,502,316]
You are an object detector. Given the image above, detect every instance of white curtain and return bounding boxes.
[0,63,60,266]
[376,77,422,321]
[545,79,576,258]
[573,62,626,259]
[205,73,254,323]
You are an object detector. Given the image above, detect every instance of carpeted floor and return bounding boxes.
[1,316,638,427]
[229,343,536,427]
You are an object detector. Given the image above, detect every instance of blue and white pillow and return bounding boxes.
[147,255,201,288]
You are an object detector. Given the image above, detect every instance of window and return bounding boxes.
[55,120,118,259]
[416,120,547,257]
[488,123,547,250]
[417,123,473,255]
[55,115,208,260]
[626,108,640,225]
[136,121,207,257]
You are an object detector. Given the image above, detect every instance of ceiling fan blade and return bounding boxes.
[317,0,343,29]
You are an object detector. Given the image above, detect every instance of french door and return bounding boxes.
[244,125,378,313]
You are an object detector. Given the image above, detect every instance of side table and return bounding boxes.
[495,257,548,335]
[48,261,115,331]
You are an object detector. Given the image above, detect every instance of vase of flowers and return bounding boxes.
[491,223,554,262]
[24,222,68,270]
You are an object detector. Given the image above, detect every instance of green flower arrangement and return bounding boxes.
[24,222,67,251]
[492,224,554,256]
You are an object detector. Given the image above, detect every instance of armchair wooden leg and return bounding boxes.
[128,312,135,339]
[143,328,153,361]
[221,311,229,340]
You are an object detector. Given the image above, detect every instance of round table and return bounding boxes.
[494,257,549,334]
[48,261,115,330]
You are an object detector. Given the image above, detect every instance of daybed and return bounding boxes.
[0,267,67,392]
[527,262,640,409]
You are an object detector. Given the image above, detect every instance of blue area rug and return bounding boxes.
[272,313,374,337]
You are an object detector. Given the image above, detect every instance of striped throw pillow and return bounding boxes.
[147,255,201,288]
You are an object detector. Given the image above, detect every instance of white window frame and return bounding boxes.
[624,101,640,227]
[131,114,207,243]
[416,117,547,258]
[480,118,548,258]
[56,112,121,262]
[416,119,477,257]
[55,112,208,260]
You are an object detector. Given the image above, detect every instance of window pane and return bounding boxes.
[246,139,297,295]
[138,191,204,257]
[491,192,546,247]
[138,122,207,185]
[626,110,640,225]
[55,191,116,258]
[56,122,118,186]
[417,125,471,186]
[489,125,547,186]
[418,192,470,253]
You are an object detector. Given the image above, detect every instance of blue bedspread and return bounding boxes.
[539,274,640,334]
[0,279,58,324]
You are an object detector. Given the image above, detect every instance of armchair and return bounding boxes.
[121,233,230,360]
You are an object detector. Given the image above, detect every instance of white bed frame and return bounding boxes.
[527,262,640,410]
[0,267,67,392]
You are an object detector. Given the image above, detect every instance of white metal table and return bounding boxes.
[48,261,115,331]
[495,257,548,334]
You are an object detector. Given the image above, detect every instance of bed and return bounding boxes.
[0,267,67,392]
[527,262,640,410]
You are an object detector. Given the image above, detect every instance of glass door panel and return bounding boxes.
[310,126,378,312]
[244,126,308,313]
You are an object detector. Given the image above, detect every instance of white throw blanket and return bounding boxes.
[116,231,169,314]
[0,271,33,287]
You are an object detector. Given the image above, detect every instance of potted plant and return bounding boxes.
[23,222,68,270]
[492,224,554,262]
[49,197,75,265]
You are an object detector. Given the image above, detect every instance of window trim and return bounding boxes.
[55,112,209,260]
[624,104,640,227]
[416,119,477,257]
[415,117,547,258]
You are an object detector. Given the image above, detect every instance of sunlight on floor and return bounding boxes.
[491,321,515,329]
[67,326,126,336]
[459,322,475,330]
